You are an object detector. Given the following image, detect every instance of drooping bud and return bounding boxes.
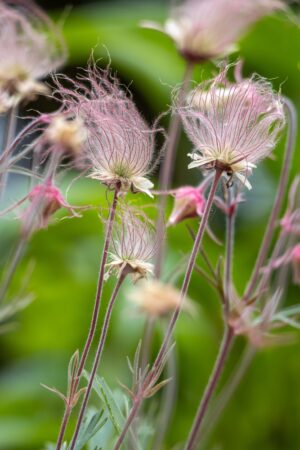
[168,186,205,226]
[22,182,79,233]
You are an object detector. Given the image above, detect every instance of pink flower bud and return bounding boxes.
[20,183,79,234]
[168,186,206,226]
[27,184,66,229]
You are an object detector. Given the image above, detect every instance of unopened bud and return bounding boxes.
[168,186,205,226]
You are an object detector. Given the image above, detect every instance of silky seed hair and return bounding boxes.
[52,63,159,195]
[178,63,285,189]
[106,204,158,280]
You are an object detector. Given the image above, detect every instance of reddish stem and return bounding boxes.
[151,169,222,375]
[184,327,234,450]
[155,61,194,278]
[114,169,222,450]
[55,187,119,450]
[69,270,127,450]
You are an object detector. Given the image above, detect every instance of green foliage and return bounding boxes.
[71,409,107,450]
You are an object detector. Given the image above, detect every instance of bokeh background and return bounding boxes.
[1,1,300,449]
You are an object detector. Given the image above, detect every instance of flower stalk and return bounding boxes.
[224,187,236,315]
[114,168,223,449]
[0,152,61,304]
[55,185,120,450]
[69,267,128,450]
[152,168,223,372]
[184,326,234,450]
[154,61,194,277]
[0,106,18,198]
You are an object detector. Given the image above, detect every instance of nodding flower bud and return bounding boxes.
[0,0,66,112]
[106,206,157,282]
[142,0,284,62]
[53,64,158,196]
[44,115,87,157]
[127,279,195,317]
[178,63,285,189]
[168,186,206,226]
[22,183,79,233]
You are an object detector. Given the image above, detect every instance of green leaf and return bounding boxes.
[84,372,125,434]
[70,409,107,450]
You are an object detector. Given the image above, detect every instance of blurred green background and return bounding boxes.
[1,1,300,449]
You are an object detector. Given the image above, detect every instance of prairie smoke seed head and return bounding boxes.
[168,186,206,226]
[179,65,285,189]
[53,65,157,196]
[142,0,284,62]
[0,0,66,112]
[127,279,195,317]
[106,207,157,282]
